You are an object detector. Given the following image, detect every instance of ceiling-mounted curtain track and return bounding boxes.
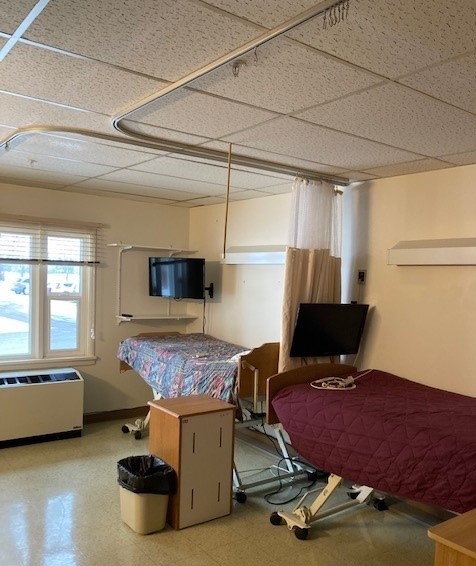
[112,0,347,132]
[0,0,349,187]
[0,125,348,186]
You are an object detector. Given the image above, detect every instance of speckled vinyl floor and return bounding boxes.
[0,419,439,566]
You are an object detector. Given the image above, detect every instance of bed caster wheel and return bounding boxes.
[294,527,309,540]
[134,430,142,440]
[307,470,318,482]
[270,512,283,526]
[235,491,247,504]
[347,491,358,500]
[121,425,130,434]
[372,498,388,511]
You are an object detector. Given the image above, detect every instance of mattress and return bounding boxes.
[117,333,247,404]
[272,369,476,513]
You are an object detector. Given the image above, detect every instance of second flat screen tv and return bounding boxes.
[149,257,205,299]
[290,303,369,357]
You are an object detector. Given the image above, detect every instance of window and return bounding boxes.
[0,215,100,367]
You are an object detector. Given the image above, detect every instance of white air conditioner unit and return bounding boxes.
[0,367,84,446]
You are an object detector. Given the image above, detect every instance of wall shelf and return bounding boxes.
[116,314,198,323]
[388,238,476,265]
[221,245,286,265]
[107,243,196,255]
[108,243,197,324]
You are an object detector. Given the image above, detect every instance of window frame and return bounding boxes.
[0,215,100,370]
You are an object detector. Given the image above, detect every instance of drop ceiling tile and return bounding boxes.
[173,196,226,207]
[121,121,212,147]
[0,92,112,133]
[126,89,278,138]
[256,182,293,195]
[0,125,16,136]
[228,189,272,200]
[192,36,380,113]
[0,0,37,32]
[62,184,176,206]
[289,0,476,79]
[345,171,378,182]
[1,148,116,177]
[202,0,318,28]
[24,0,262,81]
[6,133,161,168]
[297,83,476,157]
[167,153,292,180]
[73,178,201,201]
[401,53,476,114]
[99,169,227,196]
[439,150,476,166]
[131,155,292,189]
[0,164,87,186]
[224,117,420,170]
[363,158,453,178]
[202,140,349,177]
[1,43,166,114]
[0,176,65,190]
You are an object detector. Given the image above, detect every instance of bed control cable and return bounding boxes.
[310,369,372,391]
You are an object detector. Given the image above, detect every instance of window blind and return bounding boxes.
[0,215,102,265]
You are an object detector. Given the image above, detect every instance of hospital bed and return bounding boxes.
[266,363,476,539]
[117,333,312,500]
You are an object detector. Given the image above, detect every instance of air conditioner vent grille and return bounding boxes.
[0,371,79,387]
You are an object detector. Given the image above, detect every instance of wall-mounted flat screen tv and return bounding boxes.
[149,257,205,300]
[290,303,369,357]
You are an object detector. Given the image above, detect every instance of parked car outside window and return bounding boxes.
[11,278,29,294]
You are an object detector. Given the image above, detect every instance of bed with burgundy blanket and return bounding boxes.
[267,364,476,514]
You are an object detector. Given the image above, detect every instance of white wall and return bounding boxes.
[0,183,190,413]
[342,164,476,397]
[188,194,291,347]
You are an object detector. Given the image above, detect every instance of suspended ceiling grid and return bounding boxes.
[0,0,475,207]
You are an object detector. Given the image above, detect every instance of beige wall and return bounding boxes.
[4,163,475,411]
[343,164,476,397]
[188,193,290,347]
[0,183,290,413]
[0,183,190,413]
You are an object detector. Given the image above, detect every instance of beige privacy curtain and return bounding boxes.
[279,178,342,372]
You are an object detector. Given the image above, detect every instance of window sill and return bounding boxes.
[0,356,97,373]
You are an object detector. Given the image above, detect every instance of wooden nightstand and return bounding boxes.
[428,508,476,566]
[148,395,235,529]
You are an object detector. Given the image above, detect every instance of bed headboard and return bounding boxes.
[266,363,357,425]
[238,342,280,399]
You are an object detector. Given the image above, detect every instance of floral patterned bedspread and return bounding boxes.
[117,333,248,404]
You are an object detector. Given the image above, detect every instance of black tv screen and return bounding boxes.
[149,257,205,299]
[290,303,369,357]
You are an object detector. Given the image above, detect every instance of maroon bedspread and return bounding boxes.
[272,369,476,513]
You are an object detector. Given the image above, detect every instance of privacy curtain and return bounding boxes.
[279,178,342,371]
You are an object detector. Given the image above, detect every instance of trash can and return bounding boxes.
[117,455,176,534]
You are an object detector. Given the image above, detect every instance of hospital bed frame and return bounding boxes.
[119,334,312,500]
[266,363,379,540]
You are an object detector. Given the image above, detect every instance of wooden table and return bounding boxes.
[428,508,476,566]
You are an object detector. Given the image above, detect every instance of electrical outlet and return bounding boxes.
[357,270,366,285]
